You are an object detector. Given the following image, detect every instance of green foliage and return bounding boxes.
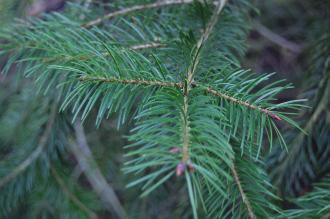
[0,0,317,218]
[206,153,283,218]
[266,2,329,216]
[268,34,330,198]
[0,0,35,27]
[286,175,330,219]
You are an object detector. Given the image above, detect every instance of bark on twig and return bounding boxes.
[231,165,255,219]
[51,167,98,219]
[82,0,195,28]
[71,120,127,219]
[254,21,303,54]
[181,0,230,165]
[78,75,281,120]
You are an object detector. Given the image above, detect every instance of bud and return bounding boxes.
[176,162,186,176]
[187,160,195,173]
[169,147,181,154]
[270,113,282,121]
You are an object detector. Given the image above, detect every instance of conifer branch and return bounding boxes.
[0,0,310,217]
[82,0,195,28]
[200,85,282,120]
[78,75,281,120]
[231,165,255,219]
[130,42,164,50]
[0,102,58,189]
[181,90,190,163]
[71,120,127,219]
[187,0,227,83]
[79,76,182,88]
[180,0,227,167]
[254,21,303,54]
[51,167,98,219]
[41,42,165,64]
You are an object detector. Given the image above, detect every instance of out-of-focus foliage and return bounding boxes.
[0,0,35,27]
[262,0,330,217]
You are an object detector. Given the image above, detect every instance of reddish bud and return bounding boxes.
[270,113,282,121]
[187,160,195,173]
[169,147,181,154]
[176,162,186,176]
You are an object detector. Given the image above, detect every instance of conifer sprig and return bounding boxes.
[230,165,255,219]
[0,0,306,218]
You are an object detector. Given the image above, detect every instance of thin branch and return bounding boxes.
[187,0,227,83]
[181,0,227,164]
[130,42,164,50]
[181,92,190,163]
[42,41,165,63]
[230,165,255,219]
[82,0,195,28]
[0,102,58,189]
[79,76,182,88]
[71,120,127,219]
[200,85,282,120]
[78,75,280,119]
[254,21,303,54]
[51,167,98,219]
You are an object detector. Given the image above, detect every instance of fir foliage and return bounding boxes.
[0,0,319,218]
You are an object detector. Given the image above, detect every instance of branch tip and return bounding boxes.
[176,162,186,176]
[269,113,282,121]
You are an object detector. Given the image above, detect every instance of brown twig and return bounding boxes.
[82,0,195,28]
[254,21,303,54]
[78,75,281,120]
[231,165,255,219]
[51,167,98,219]
[187,0,228,83]
[200,85,282,120]
[71,120,127,219]
[79,76,182,88]
[42,42,165,63]
[130,42,164,50]
[181,0,227,165]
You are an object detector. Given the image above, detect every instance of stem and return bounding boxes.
[82,0,195,28]
[200,85,281,119]
[181,92,190,162]
[231,165,255,219]
[254,21,303,54]
[51,167,98,219]
[0,102,58,189]
[181,0,228,163]
[43,42,164,63]
[71,120,127,219]
[187,0,227,83]
[130,42,164,50]
[78,76,280,119]
[79,76,182,88]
